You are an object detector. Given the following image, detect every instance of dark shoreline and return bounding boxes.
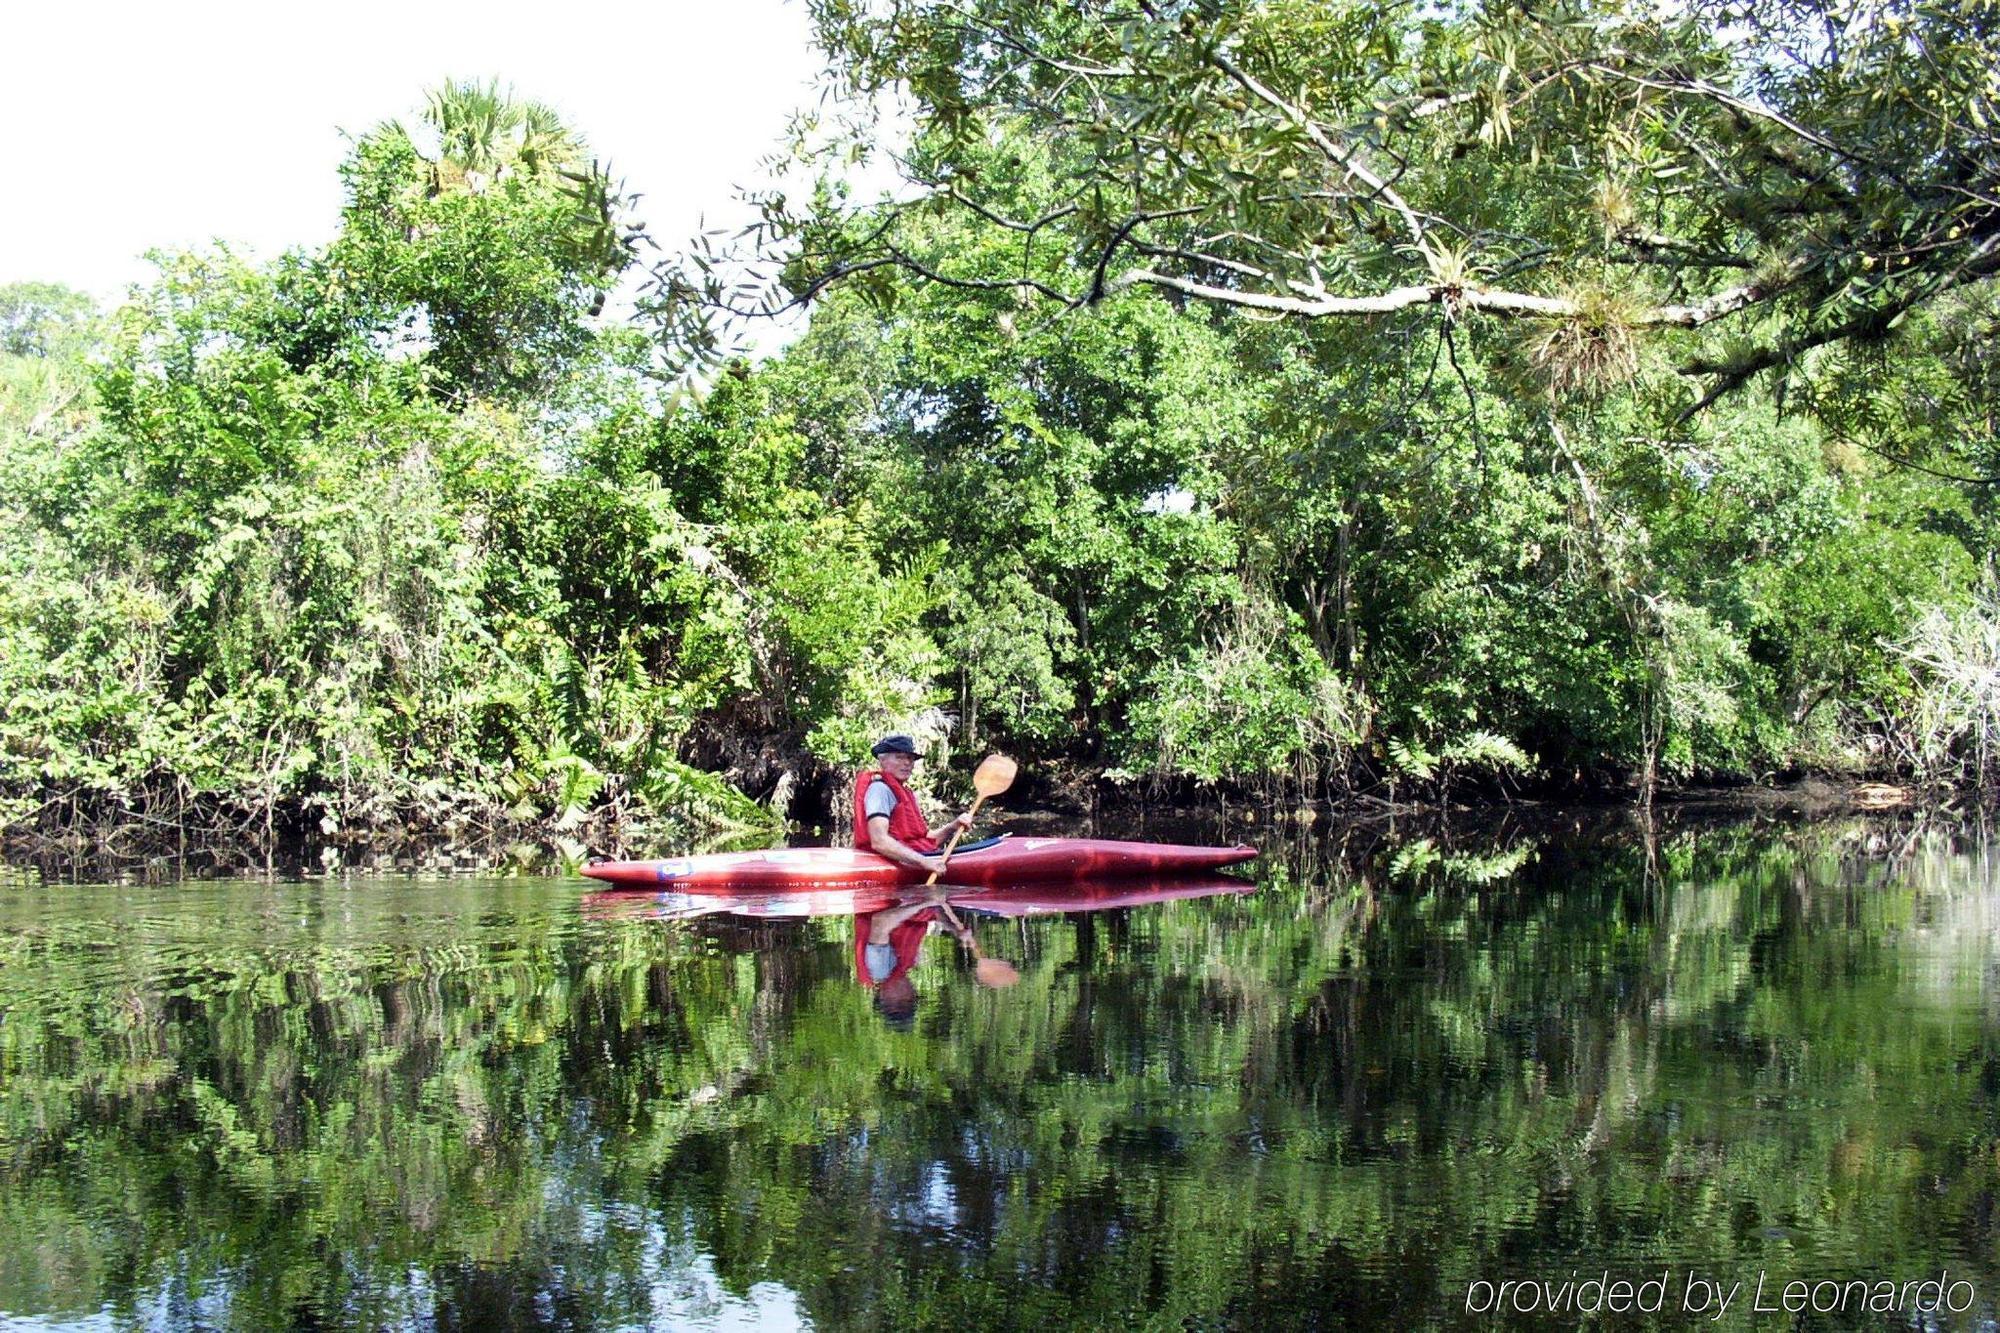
[0,775,1953,886]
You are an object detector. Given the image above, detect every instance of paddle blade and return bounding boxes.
[972,753,1018,799]
[974,957,1021,989]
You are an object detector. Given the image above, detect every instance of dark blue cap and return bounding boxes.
[871,734,922,757]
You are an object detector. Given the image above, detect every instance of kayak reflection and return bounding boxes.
[580,876,1257,1028]
[577,874,1256,924]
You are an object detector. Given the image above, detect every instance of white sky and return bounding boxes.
[0,0,830,308]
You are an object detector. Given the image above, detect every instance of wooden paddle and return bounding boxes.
[923,753,1017,886]
[938,900,1021,988]
[922,753,1020,988]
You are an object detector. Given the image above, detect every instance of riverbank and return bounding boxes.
[0,770,1950,885]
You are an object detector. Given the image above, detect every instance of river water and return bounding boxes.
[2,814,1998,1329]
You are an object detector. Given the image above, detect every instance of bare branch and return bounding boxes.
[1586,65,1867,165]
[1108,267,1782,326]
[1125,241,1291,287]
[883,246,1075,304]
[1586,64,2000,211]
[1843,435,2000,485]
[1203,49,1428,246]
[1614,229,1756,269]
[1406,89,1481,119]
[938,2,1138,81]
[1079,204,1209,303]
[944,187,1080,235]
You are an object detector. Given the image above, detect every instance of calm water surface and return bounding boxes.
[3,817,1999,1329]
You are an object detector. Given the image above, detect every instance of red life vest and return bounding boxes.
[852,909,939,987]
[852,769,937,853]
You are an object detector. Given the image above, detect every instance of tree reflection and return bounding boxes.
[2,822,1998,1328]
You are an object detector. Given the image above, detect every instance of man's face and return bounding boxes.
[880,751,918,781]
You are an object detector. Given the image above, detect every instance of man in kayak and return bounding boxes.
[853,734,978,870]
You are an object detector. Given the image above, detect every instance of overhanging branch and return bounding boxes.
[1107,267,1780,326]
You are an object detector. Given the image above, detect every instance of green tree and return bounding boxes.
[278,79,641,403]
[0,282,95,359]
[0,90,772,848]
[658,0,1998,422]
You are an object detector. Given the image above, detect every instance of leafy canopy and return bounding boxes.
[652,0,1999,418]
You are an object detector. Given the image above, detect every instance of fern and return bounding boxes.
[1440,731,1533,775]
[1387,738,1437,780]
[1388,837,1440,879]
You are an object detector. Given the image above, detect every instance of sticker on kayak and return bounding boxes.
[654,859,694,882]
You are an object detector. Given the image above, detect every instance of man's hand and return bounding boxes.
[951,811,974,832]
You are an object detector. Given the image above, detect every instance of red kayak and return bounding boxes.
[580,836,1256,891]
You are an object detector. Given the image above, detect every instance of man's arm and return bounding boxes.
[867,815,937,872]
[926,810,975,843]
[867,898,940,943]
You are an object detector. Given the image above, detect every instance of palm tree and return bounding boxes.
[401,79,590,195]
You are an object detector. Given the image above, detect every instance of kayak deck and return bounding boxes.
[581,836,1257,891]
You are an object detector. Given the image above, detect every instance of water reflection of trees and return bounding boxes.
[3,821,1998,1327]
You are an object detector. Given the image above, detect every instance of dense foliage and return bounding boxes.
[4,5,2000,849]
[0,87,796,850]
[669,0,2000,405]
